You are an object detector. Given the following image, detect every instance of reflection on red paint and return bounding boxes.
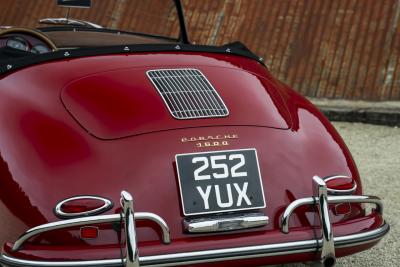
[20,110,90,166]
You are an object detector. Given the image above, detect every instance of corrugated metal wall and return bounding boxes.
[1,0,399,101]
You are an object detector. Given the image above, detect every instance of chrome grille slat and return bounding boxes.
[190,71,224,116]
[186,69,227,116]
[154,71,189,117]
[183,70,212,117]
[176,70,205,117]
[182,69,213,117]
[147,68,229,119]
[199,75,226,111]
[165,70,200,117]
[160,70,193,117]
[150,75,181,116]
[186,69,218,116]
[167,69,204,118]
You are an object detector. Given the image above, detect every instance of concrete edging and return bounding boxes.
[309,98,400,127]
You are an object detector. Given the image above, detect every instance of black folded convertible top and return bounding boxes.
[0,41,265,76]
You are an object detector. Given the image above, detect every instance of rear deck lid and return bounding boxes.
[61,66,291,139]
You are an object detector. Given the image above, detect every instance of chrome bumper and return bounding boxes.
[0,178,389,267]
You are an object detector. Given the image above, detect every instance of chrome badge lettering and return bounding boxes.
[181,134,239,148]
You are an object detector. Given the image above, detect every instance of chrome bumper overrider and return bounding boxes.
[0,178,389,267]
[280,176,385,266]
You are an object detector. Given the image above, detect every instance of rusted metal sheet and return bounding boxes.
[1,0,399,100]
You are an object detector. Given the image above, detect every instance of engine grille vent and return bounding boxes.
[147,69,229,119]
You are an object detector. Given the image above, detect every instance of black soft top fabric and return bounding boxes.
[0,41,265,76]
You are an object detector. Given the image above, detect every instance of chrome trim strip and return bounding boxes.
[0,256,122,267]
[54,195,113,218]
[141,240,317,267]
[324,175,357,195]
[183,212,269,233]
[39,18,103,28]
[0,223,389,267]
[334,223,389,247]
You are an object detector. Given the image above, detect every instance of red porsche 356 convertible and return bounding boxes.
[0,0,389,266]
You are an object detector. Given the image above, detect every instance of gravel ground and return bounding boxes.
[277,122,400,267]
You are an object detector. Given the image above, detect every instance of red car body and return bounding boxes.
[0,1,389,266]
